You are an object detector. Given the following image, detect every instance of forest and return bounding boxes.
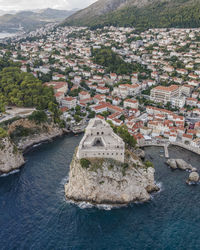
[66,0,200,30]
[92,47,145,75]
[0,58,59,118]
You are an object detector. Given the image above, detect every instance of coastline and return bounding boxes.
[21,129,69,154]
[0,128,70,175]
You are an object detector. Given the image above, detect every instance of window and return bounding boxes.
[102,132,104,135]
[97,132,99,135]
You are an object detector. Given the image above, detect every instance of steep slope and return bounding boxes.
[64,0,200,29]
[65,149,158,206]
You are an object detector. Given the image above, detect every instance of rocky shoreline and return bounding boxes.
[0,118,66,175]
[19,128,65,153]
[166,158,199,185]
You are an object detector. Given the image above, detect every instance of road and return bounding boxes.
[0,107,35,123]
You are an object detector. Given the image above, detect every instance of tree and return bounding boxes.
[74,115,82,123]
[28,111,48,124]
[0,127,7,139]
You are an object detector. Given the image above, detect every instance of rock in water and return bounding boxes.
[187,172,199,183]
[166,159,177,169]
[0,138,25,174]
[167,159,193,171]
[176,159,191,170]
[65,154,158,205]
[65,118,158,206]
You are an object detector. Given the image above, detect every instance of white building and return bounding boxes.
[150,85,180,105]
[62,97,77,109]
[77,118,125,162]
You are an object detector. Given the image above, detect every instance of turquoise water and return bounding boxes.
[0,134,200,250]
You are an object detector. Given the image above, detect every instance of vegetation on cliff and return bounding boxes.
[107,121,137,148]
[0,127,7,139]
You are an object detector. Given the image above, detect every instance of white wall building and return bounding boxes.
[77,118,125,162]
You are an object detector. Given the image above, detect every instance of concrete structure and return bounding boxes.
[77,118,125,162]
[150,85,179,105]
[124,99,139,109]
[62,97,77,109]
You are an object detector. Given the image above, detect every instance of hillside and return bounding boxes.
[63,0,200,29]
[0,8,77,32]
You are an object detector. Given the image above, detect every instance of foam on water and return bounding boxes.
[0,169,20,177]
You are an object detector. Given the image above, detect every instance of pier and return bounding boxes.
[139,141,170,158]
[139,141,200,158]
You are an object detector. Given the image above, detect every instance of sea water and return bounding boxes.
[0,134,200,250]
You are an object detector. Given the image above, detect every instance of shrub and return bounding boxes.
[28,110,48,124]
[80,158,91,169]
[0,127,7,139]
[144,161,154,168]
[121,163,129,176]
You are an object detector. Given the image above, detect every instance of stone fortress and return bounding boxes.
[77,118,125,163]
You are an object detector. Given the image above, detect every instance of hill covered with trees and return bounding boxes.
[64,0,200,30]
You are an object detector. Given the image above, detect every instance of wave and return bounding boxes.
[156,181,164,193]
[0,169,20,177]
[150,182,163,200]
[65,198,129,210]
[32,143,43,148]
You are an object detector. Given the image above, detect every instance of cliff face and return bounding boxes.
[65,150,158,205]
[0,118,64,174]
[8,118,63,151]
[0,137,25,174]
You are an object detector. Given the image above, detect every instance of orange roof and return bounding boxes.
[153,85,179,92]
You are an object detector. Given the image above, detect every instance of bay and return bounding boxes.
[0,134,200,250]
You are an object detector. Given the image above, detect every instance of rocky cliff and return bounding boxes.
[0,118,64,174]
[65,150,159,206]
[8,118,64,151]
[0,137,25,174]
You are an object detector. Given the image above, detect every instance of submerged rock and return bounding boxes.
[187,172,199,184]
[0,137,25,174]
